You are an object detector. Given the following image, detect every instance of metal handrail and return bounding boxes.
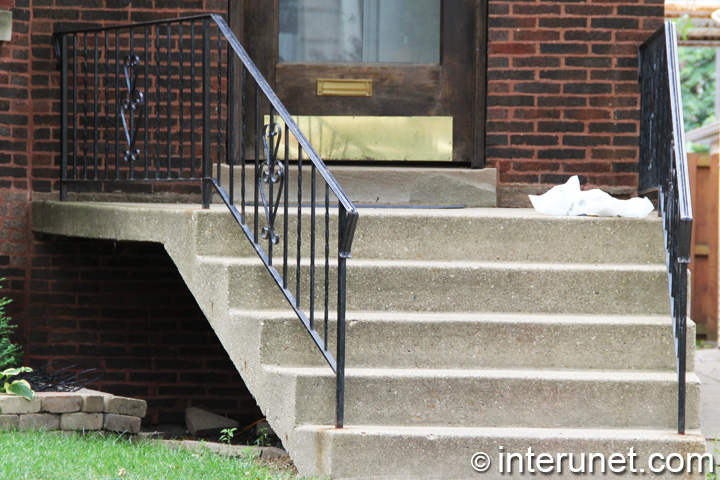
[53,14,358,428]
[638,21,693,434]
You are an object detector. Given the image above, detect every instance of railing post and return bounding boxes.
[678,263,687,434]
[60,33,68,201]
[336,207,347,429]
[201,18,211,209]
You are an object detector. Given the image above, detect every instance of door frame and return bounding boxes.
[228,0,487,168]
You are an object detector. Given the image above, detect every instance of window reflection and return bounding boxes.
[279,0,441,64]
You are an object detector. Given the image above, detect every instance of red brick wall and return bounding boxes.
[28,237,261,425]
[0,0,258,426]
[485,0,664,206]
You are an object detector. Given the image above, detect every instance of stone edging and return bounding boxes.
[0,389,146,433]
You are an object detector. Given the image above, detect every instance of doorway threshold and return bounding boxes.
[220,165,496,208]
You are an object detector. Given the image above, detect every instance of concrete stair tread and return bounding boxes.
[264,365,700,383]
[232,308,673,325]
[199,254,666,272]
[296,424,702,439]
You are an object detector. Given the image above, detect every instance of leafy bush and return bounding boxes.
[1,367,33,400]
[678,46,716,132]
[0,295,21,371]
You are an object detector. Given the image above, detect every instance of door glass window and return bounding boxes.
[279,0,441,63]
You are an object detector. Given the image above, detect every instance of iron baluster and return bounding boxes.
[283,123,289,289]
[179,22,184,178]
[227,30,235,205]
[190,21,196,179]
[104,31,110,181]
[72,34,77,180]
[115,31,120,179]
[310,163,316,330]
[82,34,88,180]
[254,82,259,242]
[144,27,149,179]
[324,182,330,351]
[201,18,211,208]
[166,24,172,178]
[154,25,162,179]
[60,34,68,201]
[258,118,283,264]
[241,66,247,217]
[216,29,222,186]
[93,33,99,180]
[297,146,302,308]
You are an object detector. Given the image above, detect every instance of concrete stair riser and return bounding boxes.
[265,366,700,430]
[216,258,670,315]
[193,208,665,264]
[291,425,707,479]
[250,312,695,371]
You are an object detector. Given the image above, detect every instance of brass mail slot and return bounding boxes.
[697,156,711,168]
[695,244,710,256]
[317,79,373,97]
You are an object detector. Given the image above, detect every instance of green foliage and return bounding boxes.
[672,14,694,41]
[688,141,712,153]
[219,427,237,446]
[0,294,22,371]
[1,367,34,400]
[254,427,273,447]
[678,46,716,132]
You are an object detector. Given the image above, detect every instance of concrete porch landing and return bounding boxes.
[31,201,706,479]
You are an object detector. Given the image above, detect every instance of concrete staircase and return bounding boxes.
[32,201,706,479]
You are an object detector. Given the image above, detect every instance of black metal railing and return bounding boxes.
[53,14,358,428]
[638,21,693,435]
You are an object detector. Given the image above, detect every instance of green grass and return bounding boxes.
[0,429,305,480]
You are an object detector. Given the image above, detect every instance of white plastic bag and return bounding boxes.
[529,175,654,218]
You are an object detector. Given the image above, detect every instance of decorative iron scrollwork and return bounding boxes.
[120,54,144,163]
[257,123,284,245]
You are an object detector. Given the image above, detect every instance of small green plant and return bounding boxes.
[708,439,719,479]
[219,427,236,446]
[254,427,272,447]
[0,293,22,372]
[1,367,33,401]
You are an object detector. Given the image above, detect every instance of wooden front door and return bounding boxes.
[231,0,483,165]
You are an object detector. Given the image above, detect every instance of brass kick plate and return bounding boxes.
[263,115,453,161]
[317,79,372,97]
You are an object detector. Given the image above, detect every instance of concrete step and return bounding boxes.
[192,207,664,264]
[199,256,670,315]
[241,310,693,371]
[265,366,700,430]
[290,425,707,479]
